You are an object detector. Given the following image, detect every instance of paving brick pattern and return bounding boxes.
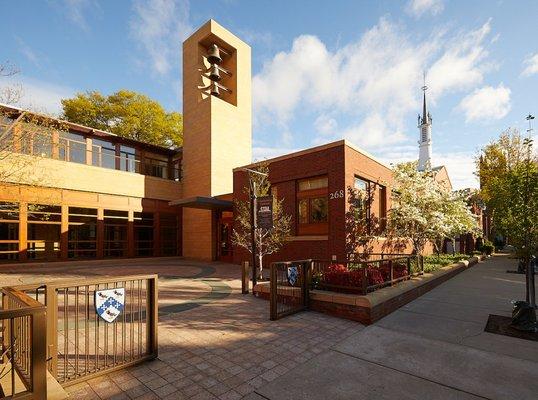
[0,258,363,399]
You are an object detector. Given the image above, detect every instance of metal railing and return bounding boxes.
[270,260,310,320]
[3,127,181,181]
[9,275,158,387]
[311,255,424,295]
[0,287,47,399]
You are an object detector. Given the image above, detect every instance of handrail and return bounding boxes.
[1,287,47,399]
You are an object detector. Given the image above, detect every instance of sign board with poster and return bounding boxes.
[256,196,273,230]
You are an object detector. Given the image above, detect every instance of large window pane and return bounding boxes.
[0,201,19,261]
[104,210,128,257]
[160,213,178,256]
[311,197,328,222]
[134,212,154,256]
[92,139,116,169]
[59,132,86,164]
[120,145,138,173]
[27,204,61,260]
[298,199,308,224]
[68,207,97,259]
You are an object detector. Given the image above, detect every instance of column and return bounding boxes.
[18,202,28,261]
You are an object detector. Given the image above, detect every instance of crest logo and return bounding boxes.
[287,265,299,286]
[95,288,125,323]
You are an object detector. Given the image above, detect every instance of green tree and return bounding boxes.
[61,90,183,148]
[232,163,292,279]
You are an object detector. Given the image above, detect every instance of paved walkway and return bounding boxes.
[0,258,362,399]
[2,255,536,399]
[252,255,538,400]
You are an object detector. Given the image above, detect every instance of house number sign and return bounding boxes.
[329,190,345,200]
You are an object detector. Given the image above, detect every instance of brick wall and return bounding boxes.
[232,141,399,265]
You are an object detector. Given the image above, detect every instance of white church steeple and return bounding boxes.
[417,78,432,171]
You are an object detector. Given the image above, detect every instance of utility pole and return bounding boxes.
[249,178,257,287]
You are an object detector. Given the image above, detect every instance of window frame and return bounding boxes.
[296,176,329,236]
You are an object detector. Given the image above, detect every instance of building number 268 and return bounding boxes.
[329,190,345,200]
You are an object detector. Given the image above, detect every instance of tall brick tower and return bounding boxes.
[181,20,252,260]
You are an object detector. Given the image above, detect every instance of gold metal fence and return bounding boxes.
[8,274,158,387]
[0,287,47,399]
[270,260,310,320]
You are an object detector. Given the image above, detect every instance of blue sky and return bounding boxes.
[2,0,538,189]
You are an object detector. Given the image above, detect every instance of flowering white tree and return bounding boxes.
[387,162,478,255]
[232,163,292,279]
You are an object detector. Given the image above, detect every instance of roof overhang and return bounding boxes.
[169,196,233,210]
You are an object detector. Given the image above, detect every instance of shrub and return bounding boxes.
[319,262,408,292]
[481,240,495,255]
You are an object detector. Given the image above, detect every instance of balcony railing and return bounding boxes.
[1,124,181,181]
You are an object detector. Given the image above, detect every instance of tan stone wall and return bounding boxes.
[181,20,252,260]
[0,153,182,201]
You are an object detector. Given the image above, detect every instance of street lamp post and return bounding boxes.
[524,114,536,309]
[242,168,269,288]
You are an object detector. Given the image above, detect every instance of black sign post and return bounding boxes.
[256,196,273,230]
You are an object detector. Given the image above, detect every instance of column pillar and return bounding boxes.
[85,138,92,165]
[127,210,135,257]
[18,202,27,261]
[60,205,69,260]
[97,208,104,258]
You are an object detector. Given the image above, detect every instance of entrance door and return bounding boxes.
[218,216,233,262]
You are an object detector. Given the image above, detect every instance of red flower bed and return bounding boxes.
[319,262,409,293]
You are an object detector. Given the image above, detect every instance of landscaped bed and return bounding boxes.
[254,254,484,324]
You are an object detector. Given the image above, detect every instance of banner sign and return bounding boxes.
[256,196,273,230]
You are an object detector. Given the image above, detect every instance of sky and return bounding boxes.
[2,0,538,189]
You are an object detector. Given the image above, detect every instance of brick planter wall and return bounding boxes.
[253,256,483,325]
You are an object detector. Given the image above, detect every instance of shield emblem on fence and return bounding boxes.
[287,266,299,286]
[95,288,125,323]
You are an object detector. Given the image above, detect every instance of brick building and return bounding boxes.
[0,20,455,266]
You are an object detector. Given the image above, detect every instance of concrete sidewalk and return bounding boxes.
[252,255,538,400]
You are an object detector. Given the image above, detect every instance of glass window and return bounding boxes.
[68,207,97,259]
[134,212,154,256]
[311,197,328,222]
[354,177,368,192]
[0,201,19,261]
[59,132,86,164]
[296,175,329,235]
[145,157,168,179]
[92,139,116,169]
[160,213,178,256]
[27,204,61,260]
[120,145,138,173]
[298,199,308,224]
[298,176,328,191]
[104,210,128,257]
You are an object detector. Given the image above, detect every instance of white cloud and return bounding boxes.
[522,53,538,77]
[130,0,193,76]
[314,114,338,136]
[61,0,100,32]
[434,152,479,189]
[457,84,511,123]
[253,18,495,151]
[0,75,74,115]
[427,20,493,100]
[405,0,444,17]
[15,37,40,67]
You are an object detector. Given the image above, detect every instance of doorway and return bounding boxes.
[217,213,233,262]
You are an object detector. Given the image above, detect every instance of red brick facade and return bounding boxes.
[232,140,401,265]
